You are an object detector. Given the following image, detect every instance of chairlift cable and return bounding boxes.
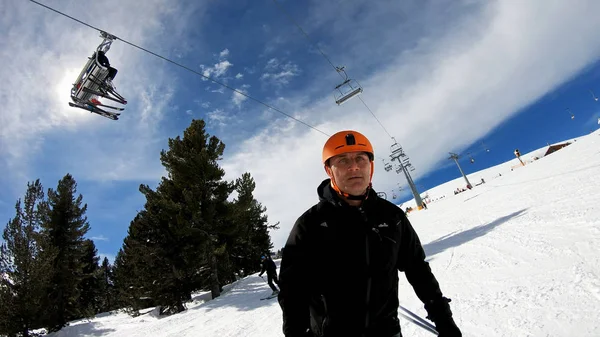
[271,0,340,79]
[271,0,394,139]
[27,0,330,137]
[357,96,393,138]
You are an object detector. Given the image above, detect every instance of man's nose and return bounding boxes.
[347,158,361,169]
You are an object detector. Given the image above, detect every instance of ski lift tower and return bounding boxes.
[389,138,424,209]
[448,152,472,188]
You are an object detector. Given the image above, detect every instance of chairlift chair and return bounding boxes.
[590,89,598,102]
[333,66,363,105]
[566,108,574,120]
[69,31,127,120]
[384,162,393,172]
[390,140,404,156]
[480,141,490,153]
[468,153,475,164]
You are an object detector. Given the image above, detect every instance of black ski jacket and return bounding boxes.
[260,258,277,276]
[278,179,445,337]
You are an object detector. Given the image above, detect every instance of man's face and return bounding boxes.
[327,151,372,196]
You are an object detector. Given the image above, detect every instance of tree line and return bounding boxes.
[0,119,276,336]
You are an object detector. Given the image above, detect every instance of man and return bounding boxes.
[277,130,461,337]
[94,51,118,86]
[258,254,280,295]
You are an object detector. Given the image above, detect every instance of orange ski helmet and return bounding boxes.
[322,130,375,198]
[322,130,374,165]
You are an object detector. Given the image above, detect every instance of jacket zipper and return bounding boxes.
[359,207,371,335]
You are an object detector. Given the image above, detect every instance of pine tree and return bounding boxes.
[112,246,148,316]
[156,119,235,301]
[78,239,101,316]
[40,173,91,331]
[228,173,275,278]
[116,119,237,316]
[97,257,115,313]
[113,212,161,315]
[0,180,54,337]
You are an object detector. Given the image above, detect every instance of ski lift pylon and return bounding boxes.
[69,31,127,120]
[333,66,363,105]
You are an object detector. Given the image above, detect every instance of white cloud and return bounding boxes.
[200,60,233,80]
[232,88,249,107]
[219,48,230,59]
[91,235,109,242]
[206,108,231,128]
[221,1,600,250]
[260,58,300,86]
[235,73,244,79]
[265,58,279,71]
[206,86,225,94]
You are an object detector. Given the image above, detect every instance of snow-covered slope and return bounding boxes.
[47,130,600,337]
[402,134,589,210]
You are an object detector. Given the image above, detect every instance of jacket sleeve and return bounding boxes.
[395,212,444,304]
[259,261,266,275]
[278,214,313,336]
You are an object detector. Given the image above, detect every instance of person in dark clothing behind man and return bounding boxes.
[259,254,280,295]
[277,130,462,337]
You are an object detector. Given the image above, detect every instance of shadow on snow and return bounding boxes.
[423,209,528,258]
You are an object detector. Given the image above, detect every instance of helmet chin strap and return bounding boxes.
[344,183,372,200]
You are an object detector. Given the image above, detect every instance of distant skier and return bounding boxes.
[259,254,279,295]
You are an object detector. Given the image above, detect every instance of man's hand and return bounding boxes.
[434,317,461,337]
[425,297,462,337]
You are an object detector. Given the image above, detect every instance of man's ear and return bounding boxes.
[324,165,333,178]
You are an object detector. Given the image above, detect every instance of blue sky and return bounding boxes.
[2,0,600,262]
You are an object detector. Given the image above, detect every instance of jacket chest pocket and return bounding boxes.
[368,227,398,272]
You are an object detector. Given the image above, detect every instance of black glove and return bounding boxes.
[424,297,462,337]
[434,317,461,337]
